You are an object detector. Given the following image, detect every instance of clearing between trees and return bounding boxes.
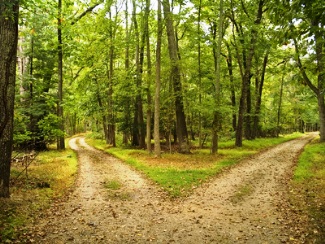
[27,134,315,243]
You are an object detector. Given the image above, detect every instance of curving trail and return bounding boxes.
[30,134,315,243]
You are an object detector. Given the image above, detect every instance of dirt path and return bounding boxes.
[30,134,315,243]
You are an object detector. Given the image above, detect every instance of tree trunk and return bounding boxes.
[225,42,236,131]
[244,75,252,140]
[197,0,203,148]
[95,79,109,143]
[211,0,224,154]
[0,0,19,198]
[235,0,264,147]
[132,0,145,148]
[107,10,116,147]
[57,0,65,150]
[123,0,131,145]
[314,21,325,142]
[293,20,325,142]
[154,0,163,157]
[252,52,268,138]
[145,0,152,153]
[162,0,189,153]
[277,73,284,137]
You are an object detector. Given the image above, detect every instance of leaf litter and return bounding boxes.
[18,134,319,243]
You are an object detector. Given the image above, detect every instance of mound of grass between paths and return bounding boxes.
[86,132,303,198]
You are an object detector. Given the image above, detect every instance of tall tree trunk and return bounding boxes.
[294,25,325,142]
[235,0,264,147]
[277,73,284,137]
[95,78,109,143]
[252,52,268,138]
[145,0,152,152]
[57,0,65,150]
[314,22,325,142]
[244,75,252,140]
[162,0,189,153]
[211,0,224,154]
[0,0,19,198]
[225,42,236,131]
[123,0,131,145]
[197,0,203,148]
[107,10,116,147]
[132,0,145,148]
[154,0,163,157]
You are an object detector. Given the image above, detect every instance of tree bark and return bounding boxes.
[235,0,264,147]
[211,0,224,154]
[145,0,152,152]
[252,51,268,138]
[197,0,203,148]
[132,0,145,148]
[0,0,19,198]
[57,0,65,150]
[225,42,237,131]
[293,25,325,142]
[162,0,189,153]
[154,0,163,157]
[123,0,131,145]
[107,10,116,147]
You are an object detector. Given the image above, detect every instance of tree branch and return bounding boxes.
[71,2,102,25]
[293,38,318,95]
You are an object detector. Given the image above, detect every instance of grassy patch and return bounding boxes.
[104,179,122,190]
[290,139,325,242]
[86,132,304,198]
[229,184,253,204]
[103,179,131,200]
[0,143,78,242]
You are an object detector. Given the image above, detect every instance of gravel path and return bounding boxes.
[30,134,315,243]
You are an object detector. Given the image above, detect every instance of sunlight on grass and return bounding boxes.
[291,139,325,242]
[0,141,78,241]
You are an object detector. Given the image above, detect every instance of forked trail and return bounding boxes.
[30,134,315,243]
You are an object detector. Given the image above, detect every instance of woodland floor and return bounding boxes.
[26,134,316,243]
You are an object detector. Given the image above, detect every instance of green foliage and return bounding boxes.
[291,139,325,241]
[37,114,65,143]
[0,146,78,241]
[294,140,325,181]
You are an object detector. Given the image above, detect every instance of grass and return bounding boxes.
[290,139,325,242]
[229,184,254,204]
[86,132,303,198]
[0,141,78,242]
[104,179,122,190]
[103,179,131,201]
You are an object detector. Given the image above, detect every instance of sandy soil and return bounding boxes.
[29,134,315,243]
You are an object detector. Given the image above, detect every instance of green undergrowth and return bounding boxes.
[0,140,78,242]
[86,132,303,198]
[291,139,325,242]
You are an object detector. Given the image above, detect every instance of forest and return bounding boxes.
[1,0,324,196]
[1,0,325,242]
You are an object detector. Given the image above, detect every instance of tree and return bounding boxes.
[0,0,19,197]
[154,0,163,157]
[211,0,224,154]
[292,1,325,142]
[162,0,190,153]
[57,0,65,150]
[229,0,265,147]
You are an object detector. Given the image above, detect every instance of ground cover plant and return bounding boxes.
[289,139,325,242]
[0,144,78,241]
[86,132,303,197]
